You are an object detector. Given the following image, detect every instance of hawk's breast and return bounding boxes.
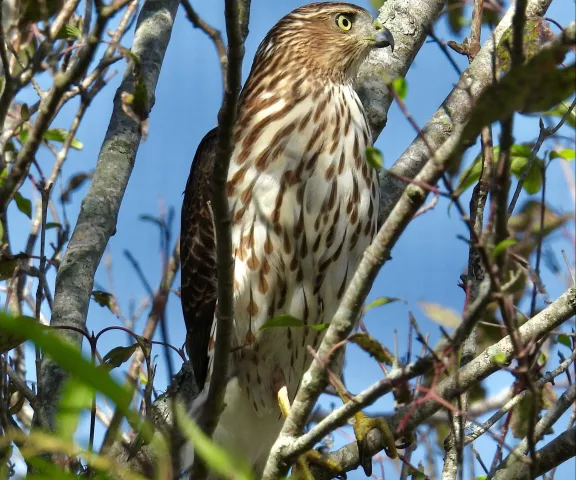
[217,79,379,412]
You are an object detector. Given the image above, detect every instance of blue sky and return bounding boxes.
[7,0,575,478]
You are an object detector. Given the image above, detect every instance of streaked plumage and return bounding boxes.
[181,2,393,474]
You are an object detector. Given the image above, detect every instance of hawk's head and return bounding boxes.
[252,2,394,82]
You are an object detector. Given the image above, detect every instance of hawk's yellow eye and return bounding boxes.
[336,14,352,31]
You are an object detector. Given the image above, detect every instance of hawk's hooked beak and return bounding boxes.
[372,20,394,52]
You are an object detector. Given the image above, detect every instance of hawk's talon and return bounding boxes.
[352,412,397,476]
[291,449,345,480]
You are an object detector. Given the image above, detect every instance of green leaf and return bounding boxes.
[509,145,543,194]
[511,392,535,438]
[174,403,254,480]
[419,302,461,328]
[409,462,426,480]
[446,0,465,35]
[259,314,304,331]
[258,314,328,333]
[0,258,18,281]
[91,290,119,317]
[455,154,484,194]
[45,222,61,230]
[492,239,517,258]
[365,146,383,170]
[19,128,29,144]
[558,334,572,348]
[364,296,403,313]
[309,323,329,332]
[57,24,82,39]
[12,37,36,77]
[26,457,83,480]
[371,0,385,9]
[117,46,141,66]
[456,144,543,196]
[0,313,132,412]
[56,377,93,443]
[550,148,575,161]
[493,352,507,364]
[543,102,576,129]
[537,351,548,365]
[102,344,139,369]
[14,192,32,219]
[348,332,394,365]
[0,314,35,354]
[391,77,408,100]
[20,103,30,122]
[44,128,83,150]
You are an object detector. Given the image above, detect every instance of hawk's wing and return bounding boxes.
[181,127,218,387]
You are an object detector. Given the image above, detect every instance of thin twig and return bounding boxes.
[465,347,576,445]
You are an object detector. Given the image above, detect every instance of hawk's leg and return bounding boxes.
[337,391,398,476]
[277,386,345,480]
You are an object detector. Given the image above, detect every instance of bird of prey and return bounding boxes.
[181,2,395,476]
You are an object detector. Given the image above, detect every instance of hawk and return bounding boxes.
[181,2,394,476]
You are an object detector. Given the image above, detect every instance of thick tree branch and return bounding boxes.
[34,0,181,430]
[356,0,446,140]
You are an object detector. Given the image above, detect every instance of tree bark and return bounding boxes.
[35,0,181,430]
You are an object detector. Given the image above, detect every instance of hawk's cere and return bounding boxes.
[181,2,394,475]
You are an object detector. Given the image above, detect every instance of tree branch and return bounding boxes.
[34,0,181,430]
[190,1,250,478]
[0,0,133,216]
[197,0,249,440]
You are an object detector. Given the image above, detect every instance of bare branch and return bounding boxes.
[195,0,250,442]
